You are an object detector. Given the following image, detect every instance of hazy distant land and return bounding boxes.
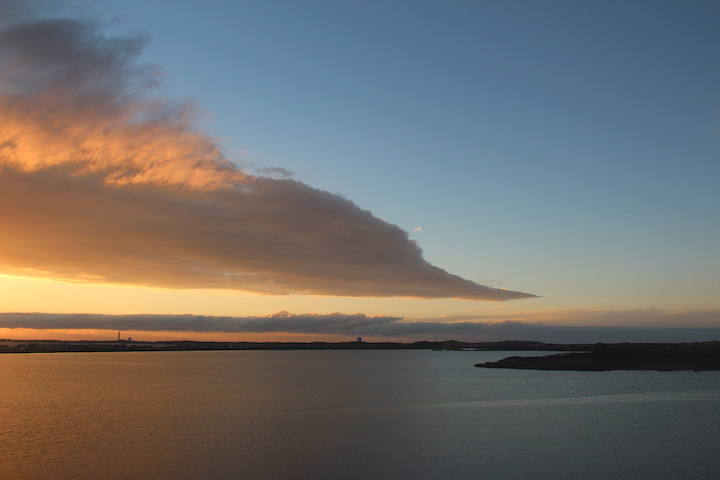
[0,339,582,354]
[2,339,720,371]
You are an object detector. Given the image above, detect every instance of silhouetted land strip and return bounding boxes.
[3,340,720,371]
[0,339,588,354]
[476,342,720,371]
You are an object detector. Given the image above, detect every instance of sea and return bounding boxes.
[1,349,719,479]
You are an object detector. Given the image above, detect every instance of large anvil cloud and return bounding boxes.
[0,13,535,300]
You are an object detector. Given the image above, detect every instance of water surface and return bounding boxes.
[1,350,719,479]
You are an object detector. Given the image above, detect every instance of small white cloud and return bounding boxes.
[255,166,294,179]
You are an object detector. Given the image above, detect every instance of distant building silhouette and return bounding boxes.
[357,337,363,343]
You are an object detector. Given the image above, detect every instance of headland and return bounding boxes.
[476,342,720,371]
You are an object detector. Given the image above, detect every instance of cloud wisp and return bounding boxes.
[0,10,534,301]
[2,309,719,343]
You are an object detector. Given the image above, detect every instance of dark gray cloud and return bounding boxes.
[415,308,720,329]
[0,10,535,300]
[2,310,719,343]
[0,311,402,334]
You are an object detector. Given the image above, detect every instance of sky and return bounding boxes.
[0,0,719,343]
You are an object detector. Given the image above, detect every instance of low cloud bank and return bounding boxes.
[2,309,719,343]
[422,308,720,329]
[0,7,533,301]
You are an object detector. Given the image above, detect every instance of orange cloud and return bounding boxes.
[0,14,535,300]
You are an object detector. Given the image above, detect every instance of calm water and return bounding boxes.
[1,350,719,479]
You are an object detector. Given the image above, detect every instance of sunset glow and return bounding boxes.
[0,1,718,343]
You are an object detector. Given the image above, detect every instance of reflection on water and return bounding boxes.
[1,350,719,479]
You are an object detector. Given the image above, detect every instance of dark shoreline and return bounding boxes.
[4,340,720,371]
[0,339,589,354]
[476,342,720,371]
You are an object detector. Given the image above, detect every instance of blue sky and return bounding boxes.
[0,0,718,341]
[92,0,720,304]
